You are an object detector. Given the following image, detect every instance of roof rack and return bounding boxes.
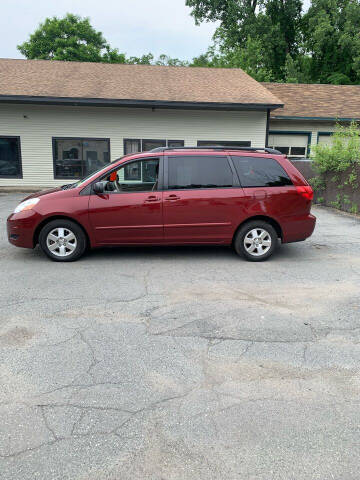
[149,146,283,155]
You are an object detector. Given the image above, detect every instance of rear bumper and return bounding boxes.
[7,210,41,248]
[282,213,316,243]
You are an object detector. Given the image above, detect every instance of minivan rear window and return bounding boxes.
[168,155,233,189]
[231,156,293,187]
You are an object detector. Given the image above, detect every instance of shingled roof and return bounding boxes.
[0,58,282,110]
[263,82,360,120]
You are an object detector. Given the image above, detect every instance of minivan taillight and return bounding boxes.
[296,185,313,201]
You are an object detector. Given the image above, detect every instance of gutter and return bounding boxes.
[0,95,283,112]
[271,115,360,122]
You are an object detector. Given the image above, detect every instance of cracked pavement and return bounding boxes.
[1,193,360,479]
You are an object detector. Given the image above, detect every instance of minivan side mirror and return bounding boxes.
[93,181,107,194]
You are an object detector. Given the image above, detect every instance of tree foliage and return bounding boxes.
[302,0,360,84]
[18,13,188,66]
[187,0,302,80]
[187,0,360,84]
[18,5,360,84]
[18,14,114,62]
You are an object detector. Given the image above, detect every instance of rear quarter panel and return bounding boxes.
[232,155,313,242]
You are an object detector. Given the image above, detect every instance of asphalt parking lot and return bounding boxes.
[1,192,360,480]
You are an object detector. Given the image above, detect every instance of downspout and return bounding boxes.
[265,109,270,147]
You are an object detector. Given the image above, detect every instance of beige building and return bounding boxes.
[1,58,359,188]
[0,59,282,188]
[264,82,360,158]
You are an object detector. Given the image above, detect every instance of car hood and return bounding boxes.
[22,187,63,202]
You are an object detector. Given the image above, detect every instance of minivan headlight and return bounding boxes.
[14,198,40,213]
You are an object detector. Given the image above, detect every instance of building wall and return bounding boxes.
[0,104,267,187]
[268,119,337,156]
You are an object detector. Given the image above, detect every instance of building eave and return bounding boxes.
[271,115,360,122]
[0,95,283,112]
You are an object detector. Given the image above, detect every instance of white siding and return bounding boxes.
[269,119,336,153]
[0,104,267,187]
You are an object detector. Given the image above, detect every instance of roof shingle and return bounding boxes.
[263,82,360,120]
[0,58,282,108]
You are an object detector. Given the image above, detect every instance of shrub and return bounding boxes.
[350,204,359,214]
[308,176,325,192]
[311,121,360,174]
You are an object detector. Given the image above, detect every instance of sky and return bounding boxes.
[0,0,218,61]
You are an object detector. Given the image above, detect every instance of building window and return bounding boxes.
[197,140,251,147]
[53,138,110,179]
[0,136,22,178]
[124,139,184,154]
[142,139,166,151]
[123,139,141,154]
[318,133,334,146]
[168,140,185,148]
[268,132,310,159]
[124,162,142,181]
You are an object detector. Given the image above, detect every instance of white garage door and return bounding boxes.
[268,133,308,158]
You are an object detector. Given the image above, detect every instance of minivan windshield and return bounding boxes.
[67,158,122,189]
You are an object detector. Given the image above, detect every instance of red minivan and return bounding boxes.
[7,146,315,262]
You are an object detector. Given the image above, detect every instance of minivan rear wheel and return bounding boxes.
[234,220,277,262]
[39,219,87,262]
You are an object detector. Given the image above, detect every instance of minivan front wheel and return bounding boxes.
[234,220,278,262]
[39,219,87,262]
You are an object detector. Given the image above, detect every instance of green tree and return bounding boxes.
[283,54,313,83]
[190,38,274,81]
[186,0,259,48]
[17,13,125,63]
[302,0,360,84]
[186,0,303,80]
[18,14,190,67]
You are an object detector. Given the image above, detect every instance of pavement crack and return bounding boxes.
[40,406,58,441]
[78,330,101,380]
[70,409,86,436]
[302,344,308,364]
[0,439,58,459]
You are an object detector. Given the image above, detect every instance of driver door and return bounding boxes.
[88,157,164,245]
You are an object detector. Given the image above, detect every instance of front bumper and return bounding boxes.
[7,210,41,248]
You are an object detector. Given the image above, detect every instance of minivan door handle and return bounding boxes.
[165,194,180,201]
[144,195,160,203]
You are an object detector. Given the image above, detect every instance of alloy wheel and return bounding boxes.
[243,228,272,257]
[46,227,77,257]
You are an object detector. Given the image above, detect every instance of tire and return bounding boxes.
[234,220,278,262]
[39,219,87,262]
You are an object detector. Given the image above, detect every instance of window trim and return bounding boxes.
[91,156,163,195]
[164,154,238,191]
[123,138,185,155]
[0,135,23,179]
[52,137,111,180]
[197,140,251,148]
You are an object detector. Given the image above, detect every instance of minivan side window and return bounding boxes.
[168,155,233,190]
[104,158,159,192]
[231,156,293,187]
